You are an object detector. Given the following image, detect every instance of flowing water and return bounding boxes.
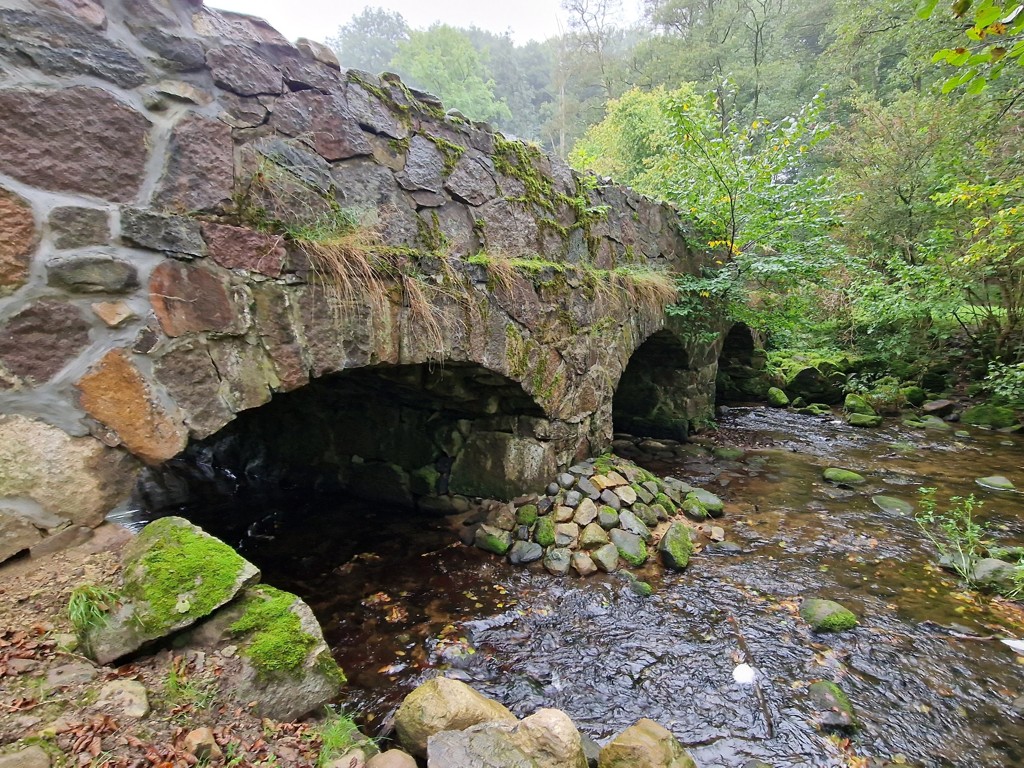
[129,407,1024,768]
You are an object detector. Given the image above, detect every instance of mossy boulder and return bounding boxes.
[767,387,790,407]
[681,497,708,520]
[474,524,512,555]
[962,404,1018,430]
[800,598,858,632]
[822,467,866,486]
[609,528,647,567]
[903,415,951,430]
[598,718,697,768]
[82,517,260,665]
[658,522,693,571]
[843,393,875,416]
[901,385,926,406]
[846,413,882,428]
[515,504,539,526]
[807,680,856,731]
[218,585,345,720]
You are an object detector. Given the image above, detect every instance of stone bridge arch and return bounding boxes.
[0,0,725,539]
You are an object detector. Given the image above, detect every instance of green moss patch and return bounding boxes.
[127,518,249,630]
[230,586,319,676]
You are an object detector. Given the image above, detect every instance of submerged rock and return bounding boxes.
[598,718,697,768]
[976,475,1016,491]
[807,680,857,731]
[971,558,1018,591]
[871,495,913,515]
[822,467,866,486]
[800,598,858,632]
[395,676,517,757]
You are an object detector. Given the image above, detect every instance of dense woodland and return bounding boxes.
[328,0,1024,409]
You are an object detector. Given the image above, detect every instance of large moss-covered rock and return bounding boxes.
[598,719,697,768]
[193,584,345,720]
[800,598,858,632]
[686,488,723,515]
[658,522,693,571]
[609,528,647,567]
[822,467,866,486]
[846,412,882,428]
[843,393,875,416]
[82,517,260,664]
[396,676,517,757]
[766,387,789,407]
[962,404,1017,430]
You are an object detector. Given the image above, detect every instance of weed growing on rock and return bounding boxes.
[67,585,119,639]
[915,487,985,584]
[314,707,367,767]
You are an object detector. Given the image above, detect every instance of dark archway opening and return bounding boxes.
[715,323,768,403]
[612,330,692,441]
[136,361,551,519]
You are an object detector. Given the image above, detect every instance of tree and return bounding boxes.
[391,25,512,124]
[327,7,409,73]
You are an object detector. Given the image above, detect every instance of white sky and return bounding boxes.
[207,0,643,46]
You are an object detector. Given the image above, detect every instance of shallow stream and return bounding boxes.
[129,407,1024,767]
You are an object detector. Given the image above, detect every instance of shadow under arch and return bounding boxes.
[612,328,693,441]
[137,360,559,518]
[714,322,767,403]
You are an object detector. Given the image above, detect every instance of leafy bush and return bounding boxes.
[984,360,1024,408]
[914,487,985,584]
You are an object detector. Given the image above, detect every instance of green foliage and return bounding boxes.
[392,25,512,123]
[984,360,1024,406]
[315,708,366,768]
[914,487,986,583]
[67,585,119,640]
[164,655,217,713]
[920,0,1024,95]
[327,7,410,73]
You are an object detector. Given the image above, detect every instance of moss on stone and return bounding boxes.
[962,403,1018,429]
[424,134,466,176]
[516,504,539,526]
[535,516,556,548]
[655,492,678,514]
[504,324,530,379]
[230,585,319,676]
[127,518,247,631]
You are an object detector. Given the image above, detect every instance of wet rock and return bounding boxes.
[47,256,138,294]
[618,510,652,542]
[632,484,655,505]
[487,506,516,531]
[599,489,621,510]
[713,446,744,461]
[0,87,150,201]
[396,676,516,758]
[0,745,50,768]
[686,488,724,516]
[544,547,572,575]
[681,497,708,521]
[591,543,620,573]
[807,680,856,731]
[650,503,670,522]
[658,522,693,571]
[571,551,598,576]
[598,507,620,529]
[767,387,789,407]
[95,679,149,718]
[822,467,866,486]
[976,475,1015,491]
[847,413,882,428]
[598,718,696,768]
[800,598,858,633]
[207,43,282,96]
[82,517,260,665]
[903,415,951,430]
[514,708,588,768]
[546,482,559,496]
[871,495,913,515]
[609,529,647,567]
[509,541,543,565]
[707,541,744,555]
[971,558,1018,591]
[475,525,512,555]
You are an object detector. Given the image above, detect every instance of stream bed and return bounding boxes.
[130,407,1024,768]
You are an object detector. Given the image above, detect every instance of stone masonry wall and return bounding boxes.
[0,0,721,532]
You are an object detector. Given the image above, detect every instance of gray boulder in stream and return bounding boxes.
[800,598,858,632]
[598,719,697,768]
[807,680,857,731]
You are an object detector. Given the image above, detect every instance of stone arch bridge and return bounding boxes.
[0,0,728,542]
